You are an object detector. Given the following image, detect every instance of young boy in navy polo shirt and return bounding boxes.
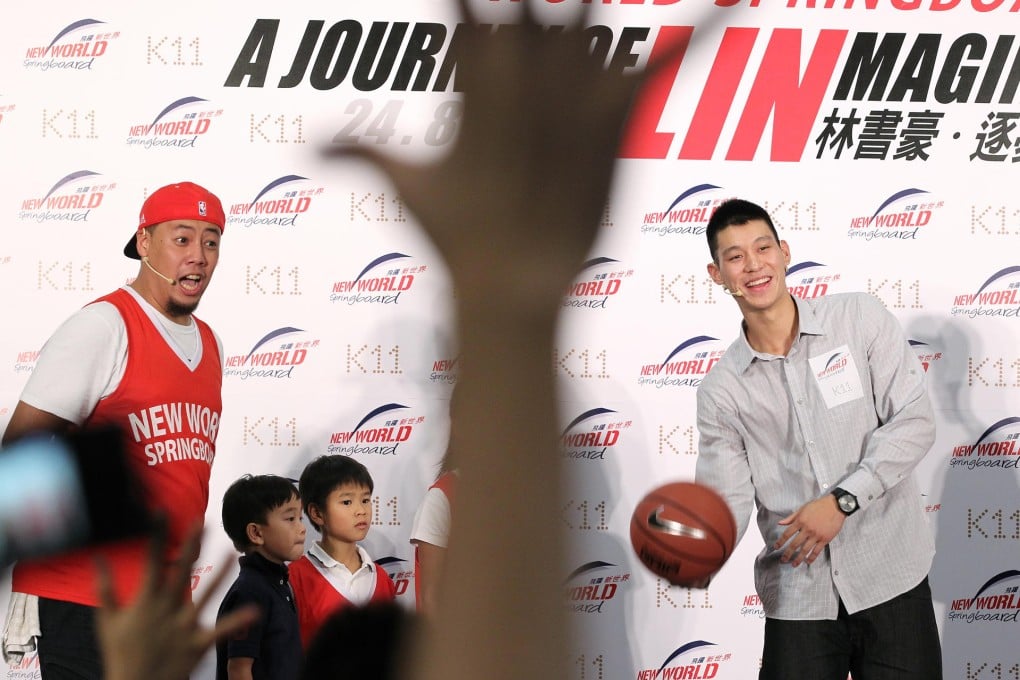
[216,475,306,680]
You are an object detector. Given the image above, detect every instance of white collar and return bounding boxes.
[309,541,374,573]
[121,285,202,366]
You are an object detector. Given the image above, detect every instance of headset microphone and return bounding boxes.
[142,256,177,286]
[723,287,743,297]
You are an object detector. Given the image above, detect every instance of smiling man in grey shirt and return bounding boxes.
[695,199,942,680]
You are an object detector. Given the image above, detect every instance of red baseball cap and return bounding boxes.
[124,182,226,259]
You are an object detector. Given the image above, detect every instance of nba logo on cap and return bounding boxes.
[124,181,225,259]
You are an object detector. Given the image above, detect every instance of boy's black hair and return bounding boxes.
[221,474,300,552]
[298,455,374,533]
[705,198,781,263]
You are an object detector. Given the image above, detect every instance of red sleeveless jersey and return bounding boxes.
[12,288,222,606]
[289,553,397,648]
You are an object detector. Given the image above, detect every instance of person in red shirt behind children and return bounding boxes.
[409,462,457,618]
[289,455,396,648]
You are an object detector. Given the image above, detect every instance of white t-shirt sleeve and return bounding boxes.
[409,486,452,549]
[19,302,126,426]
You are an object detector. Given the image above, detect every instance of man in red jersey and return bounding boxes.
[1,181,226,680]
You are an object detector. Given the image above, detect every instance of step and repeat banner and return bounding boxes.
[2,1,1018,678]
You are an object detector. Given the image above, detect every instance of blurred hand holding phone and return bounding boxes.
[0,426,154,567]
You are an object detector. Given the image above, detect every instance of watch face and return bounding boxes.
[838,494,857,513]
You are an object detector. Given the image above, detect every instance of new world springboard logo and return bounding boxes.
[327,403,424,456]
[949,417,1020,472]
[377,556,412,598]
[13,349,40,375]
[226,175,324,228]
[949,570,1020,624]
[223,327,318,380]
[563,257,632,310]
[0,97,14,130]
[24,18,117,71]
[786,260,842,300]
[638,336,724,389]
[563,560,631,615]
[18,170,114,224]
[847,188,941,241]
[429,355,458,385]
[636,640,732,680]
[909,339,943,373]
[329,252,425,306]
[6,651,39,676]
[560,407,631,462]
[739,592,764,619]
[815,350,850,380]
[640,184,727,238]
[951,267,1020,319]
[126,96,222,150]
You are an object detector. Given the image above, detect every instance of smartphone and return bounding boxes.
[0,426,154,566]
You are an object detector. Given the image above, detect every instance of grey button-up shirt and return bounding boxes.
[696,292,935,619]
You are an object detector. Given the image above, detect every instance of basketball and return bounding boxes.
[629,481,737,586]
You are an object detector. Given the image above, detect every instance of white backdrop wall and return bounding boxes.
[2,1,1019,678]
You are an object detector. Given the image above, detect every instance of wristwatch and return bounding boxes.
[831,487,859,515]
